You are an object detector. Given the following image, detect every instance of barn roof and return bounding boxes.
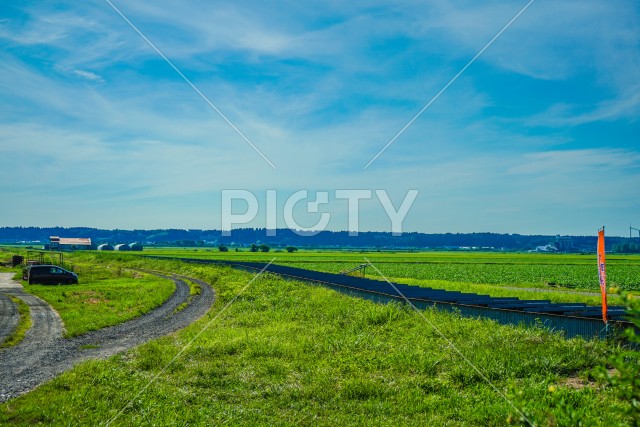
[58,237,92,246]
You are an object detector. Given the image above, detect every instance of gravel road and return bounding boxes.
[0,271,214,402]
[0,291,19,345]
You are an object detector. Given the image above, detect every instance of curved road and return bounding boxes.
[0,291,19,345]
[0,271,215,402]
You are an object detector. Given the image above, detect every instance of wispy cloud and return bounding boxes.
[71,69,104,82]
[525,89,640,127]
[508,148,640,175]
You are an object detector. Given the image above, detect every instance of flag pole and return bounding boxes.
[597,226,609,336]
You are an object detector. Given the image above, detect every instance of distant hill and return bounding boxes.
[0,226,634,251]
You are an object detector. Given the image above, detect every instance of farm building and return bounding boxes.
[97,244,114,251]
[555,235,574,252]
[50,236,95,251]
[114,244,131,251]
[129,242,143,251]
[531,244,557,253]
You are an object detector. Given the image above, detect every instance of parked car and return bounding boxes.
[23,265,78,285]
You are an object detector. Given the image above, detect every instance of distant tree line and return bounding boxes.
[0,226,636,251]
[612,243,640,253]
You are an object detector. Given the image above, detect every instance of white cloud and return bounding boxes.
[71,69,104,82]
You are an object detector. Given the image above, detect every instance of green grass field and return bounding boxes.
[0,249,637,425]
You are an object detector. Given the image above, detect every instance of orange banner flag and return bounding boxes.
[597,227,608,324]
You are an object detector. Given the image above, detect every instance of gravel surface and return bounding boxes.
[0,271,214,402]
[0,290,19,345]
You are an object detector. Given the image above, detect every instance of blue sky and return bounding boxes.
[0,0,639,236]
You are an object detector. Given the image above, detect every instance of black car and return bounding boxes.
[23,265,78,285]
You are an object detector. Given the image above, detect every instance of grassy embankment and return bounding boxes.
[0,253,635,426]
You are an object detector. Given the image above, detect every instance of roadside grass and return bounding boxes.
[0,257,633,426]
[187,278,201,296]
[173,278,201,313]
[0,266,14,273]
[0,264,23,278]
[0,296,31,348]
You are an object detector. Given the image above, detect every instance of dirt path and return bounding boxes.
[0,290,19,345]
[1,272,63,346]
[0,271,214,403]
[0,272,65,393]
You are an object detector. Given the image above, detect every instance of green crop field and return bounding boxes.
[136,248,640,306]
[139,247,640,289]
[0,249,638,425]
